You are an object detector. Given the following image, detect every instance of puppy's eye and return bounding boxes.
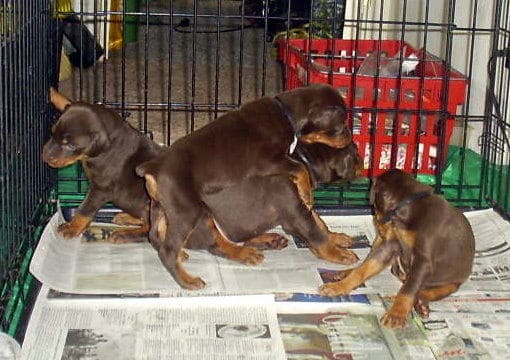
[63,143,76,151]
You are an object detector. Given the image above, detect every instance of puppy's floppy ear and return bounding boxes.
[305,105,348,138]
[87,130,111,157]
[308,105,347,125]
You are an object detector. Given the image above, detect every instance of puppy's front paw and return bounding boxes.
[380,309,409,329]
[319,281,351,297]
[311,244,359,265]
[58,214,91,239]
[58,222,85,239]
[329,232,354,248]
[236,246,264,265]
[182,276,206,290]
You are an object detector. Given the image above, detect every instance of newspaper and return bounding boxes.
[23,208,510,359]
[30,208,510,297]
[460,209,510,293]
[29,210,379,296]
[422,293,510,359]
[22,286,286,360]
[22,287,510,359]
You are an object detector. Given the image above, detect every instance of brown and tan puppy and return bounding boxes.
[137,84,357,289]
[319,169,475,328]
[148,141,361,259]
[42,89,162,242]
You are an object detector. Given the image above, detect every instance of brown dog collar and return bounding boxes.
[380,191,432,223]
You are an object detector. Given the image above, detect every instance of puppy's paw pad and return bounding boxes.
[265,234,288,250]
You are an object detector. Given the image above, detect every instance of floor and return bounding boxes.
[59,0,284,145]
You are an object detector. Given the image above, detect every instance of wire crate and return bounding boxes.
[278,39,469,176]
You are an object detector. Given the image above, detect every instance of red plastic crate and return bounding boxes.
[278,39,469,176]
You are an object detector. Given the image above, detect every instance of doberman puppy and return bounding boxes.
[137,84,356,289]
[42,89,162,242]
[319,169,475,328]
[148,141,361,261]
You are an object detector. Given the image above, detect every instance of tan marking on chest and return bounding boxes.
[374,211,417,248]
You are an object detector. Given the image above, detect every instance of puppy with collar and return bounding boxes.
[137,84,357,289]
[319,169,475,328]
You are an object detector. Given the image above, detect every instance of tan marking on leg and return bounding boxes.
[291,166,313,209]
[144,174,158,200]
[178,250,189,262]
[418,283,460,303]
[380,294,415,328]
[58,213,92,239]
[112,212,144,226]
[207,218,264,265]
[175,260,206,290]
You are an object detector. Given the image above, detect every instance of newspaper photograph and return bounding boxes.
[278,311,397,359]
[22,286,286,360]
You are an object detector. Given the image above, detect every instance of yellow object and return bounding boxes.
[59,51,73,82]
[54,0,73,19]
[108,0,123,50]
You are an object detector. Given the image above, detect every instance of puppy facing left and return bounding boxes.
[43,91,162,242]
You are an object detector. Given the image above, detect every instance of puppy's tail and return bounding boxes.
[136,161,160,201]
[135,162,150,178]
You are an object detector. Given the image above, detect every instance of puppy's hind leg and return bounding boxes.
[207,218,264,265]
[157,210,206,290]
[143,173,205,290]
[414,283,460,319]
